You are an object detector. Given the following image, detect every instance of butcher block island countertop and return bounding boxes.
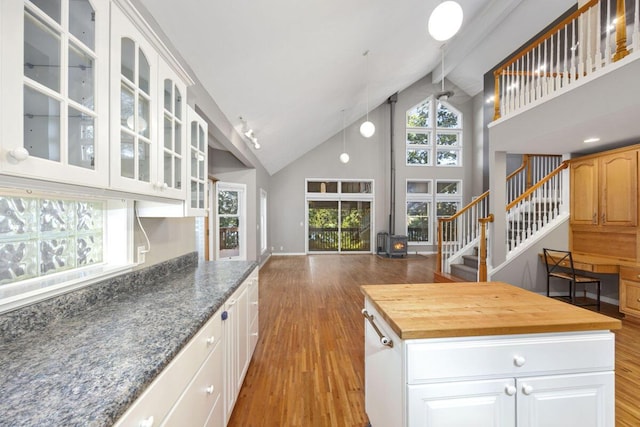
[361,281,621,340]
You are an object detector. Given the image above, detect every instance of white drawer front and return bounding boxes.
[406,332,615,384]
[161,340,224,426]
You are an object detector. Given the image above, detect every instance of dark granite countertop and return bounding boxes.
[0,260,257,426]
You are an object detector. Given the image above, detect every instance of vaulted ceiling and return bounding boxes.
[137,0,577,175]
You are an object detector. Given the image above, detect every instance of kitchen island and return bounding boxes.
[361,282,622,427]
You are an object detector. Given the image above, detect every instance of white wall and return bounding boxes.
[134,217,196,269]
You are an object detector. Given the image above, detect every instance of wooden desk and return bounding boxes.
[541,252,621,274]
[540,252,640,318]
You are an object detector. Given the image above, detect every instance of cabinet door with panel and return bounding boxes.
[599,151,637,226]
[157,60,187,200]
[186,106,208,216]
[0,0,109,187]
[223,280,249,423]
[619,266,640,318]
[516,372,614,427]
[407,379,516,427]
[570,158,599,225]
[110,4,159,196]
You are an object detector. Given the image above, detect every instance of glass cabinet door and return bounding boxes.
[186,106,208,216]
[1,0,108,187]
[157,60,187,199]
[109,4,159,196]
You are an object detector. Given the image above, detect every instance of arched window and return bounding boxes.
[406,97,463,166]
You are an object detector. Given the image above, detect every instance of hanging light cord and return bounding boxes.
[441,47,446,92]
[364,50,370,119]
[342,109,346,152]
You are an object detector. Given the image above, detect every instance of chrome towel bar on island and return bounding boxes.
[361,309,393,348]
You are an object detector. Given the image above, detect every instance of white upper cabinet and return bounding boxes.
[186,106,208,216]
[109,1,192,199]
[0,0,110,187]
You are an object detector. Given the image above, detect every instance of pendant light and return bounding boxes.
[428,1,463,42]
[339,109,350,163]
[359,50,375,138]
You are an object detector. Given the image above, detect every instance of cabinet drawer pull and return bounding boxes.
[522,384,533,395]
[513,355,526,367]
[636,274,640,279]
[504,385,517,396]
[206,336,215,345]
[206,385,215,395]
[139,416,154,427]
[362,309,393,348]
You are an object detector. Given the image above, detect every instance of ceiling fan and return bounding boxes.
[435,47,455,101]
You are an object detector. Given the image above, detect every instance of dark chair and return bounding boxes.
[543,248,601,310]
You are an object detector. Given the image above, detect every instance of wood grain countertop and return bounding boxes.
[361,282,622,340]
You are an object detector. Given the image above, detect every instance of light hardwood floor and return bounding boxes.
[228,254,640,427]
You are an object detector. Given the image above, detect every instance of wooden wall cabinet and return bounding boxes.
[620,267,640,318]
[570,151,637,227]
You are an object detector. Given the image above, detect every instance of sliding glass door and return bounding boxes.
[307,200,371,253]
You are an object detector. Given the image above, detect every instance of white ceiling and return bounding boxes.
[137,0,577,175]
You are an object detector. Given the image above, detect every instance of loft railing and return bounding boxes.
[506,161,569,253]
[493,0,640,120]
[437,155,561,278]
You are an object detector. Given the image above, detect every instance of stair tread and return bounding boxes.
[451,263,477,273]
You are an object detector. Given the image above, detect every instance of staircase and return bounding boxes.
[450,247,479,282]
[436,155,565,282]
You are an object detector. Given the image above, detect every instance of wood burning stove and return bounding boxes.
[386,235,408,257]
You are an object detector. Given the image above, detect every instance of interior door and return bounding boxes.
[216,182,246,260]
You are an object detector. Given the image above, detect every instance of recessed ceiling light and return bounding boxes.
[583,137,600,143]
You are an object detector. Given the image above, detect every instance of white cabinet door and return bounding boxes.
[0,0,109,187]
[186,106,208,216]
[407,379,516,427]
[110,3,160,196]
[157,60,187,200]
[224,282,244,423]
[516,372,614,427]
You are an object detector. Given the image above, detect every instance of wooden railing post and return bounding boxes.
[436,219,443,273]
[614,0,629,61]
[493,72,501,120]
[478,214,494,282]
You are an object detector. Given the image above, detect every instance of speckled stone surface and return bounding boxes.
[0,257,257,427]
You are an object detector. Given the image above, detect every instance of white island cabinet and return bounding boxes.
[362,282,621,427]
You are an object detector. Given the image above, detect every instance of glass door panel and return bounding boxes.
[308,200,339,252]
[218,187,243,259]
[340,201,371,252]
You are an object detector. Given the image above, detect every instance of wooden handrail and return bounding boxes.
[438,190,489,225]
[478,214,494,282]
[506,161,568,211]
